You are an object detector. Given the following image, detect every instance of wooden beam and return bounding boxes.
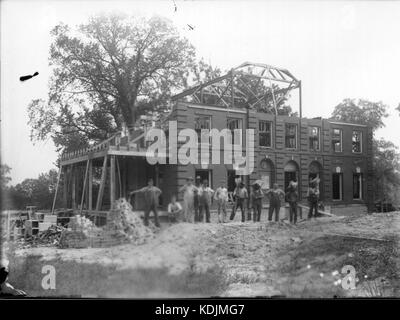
[71,165,76,210]
[51,166,63,214]
[96,156,108,211]
[116,157,122,198]
[298,204,335,217]
[62,166,68,208]
[88,159,93,211]
[110,155,116,209]
[79,160,90,214]
[122,157,127,198]
[299,80,303,118]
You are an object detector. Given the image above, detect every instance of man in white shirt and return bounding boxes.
[179,177,197,223]
[214,180,229,223]
[167,195,183,223]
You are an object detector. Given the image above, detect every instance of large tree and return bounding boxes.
[331,98,400,208]
[2,169,61,210]
[331,98,389,130]
[28,14,197,152]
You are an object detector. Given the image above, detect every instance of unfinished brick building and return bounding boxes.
[57,62,373,219]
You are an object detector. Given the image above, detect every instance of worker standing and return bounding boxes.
[230,182,248,222]
[194,176,202,222]
[251,183,264,222]
[286,181,299,224]
[199,179,214,223]
[179,177,197,223]
[266,183,285,222]
[129,178,162,228]
[214,180,229,223]
[307,181,320,219]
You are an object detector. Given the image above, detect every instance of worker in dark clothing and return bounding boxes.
[266,183,285,222]
[307,182,319,219]
[129,178,162,227]
[198,179,214,223]
[286,181,299,224]
[230,182,248,222]
[251,183,264,222]
[194,176,202,222]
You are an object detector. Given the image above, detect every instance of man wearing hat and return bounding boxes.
[130,178,162,227]
[230,182,248,222]
[179,176,197,223]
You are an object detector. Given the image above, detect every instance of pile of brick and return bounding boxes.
[109,198,155,245]
[59,230,89,249]
[68,215,96,236]
[58,199,154,249]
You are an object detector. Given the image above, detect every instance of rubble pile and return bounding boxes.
[59,198,155,248]
[59,230,88,249]
[38,225,64,245]
[68,215,97,236]
[109,198,155,245]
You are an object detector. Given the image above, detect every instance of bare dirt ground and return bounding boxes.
[6,211,400,298]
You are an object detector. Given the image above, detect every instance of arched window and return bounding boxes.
[353,167,363,200]
[259,159,275,189]
[284,160,299,190]
[332,167,343,200]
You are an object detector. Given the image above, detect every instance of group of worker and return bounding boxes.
[129,175,321,227]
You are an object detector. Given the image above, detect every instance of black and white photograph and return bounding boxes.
[1,0,400,304]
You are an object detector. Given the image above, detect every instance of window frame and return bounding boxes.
[332,128,343,153]
[259,120,273,148]
[227,118,243,146]
[332,172,343,201]
[352,130,363,154]
[194,115,212,144]
[308,126,321,151]
[353,172,363,200]
[285,123,298,150]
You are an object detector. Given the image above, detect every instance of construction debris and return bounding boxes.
[58,198,155,249]
[110,198,155,245]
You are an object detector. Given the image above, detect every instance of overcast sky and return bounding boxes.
[1,0,400,184]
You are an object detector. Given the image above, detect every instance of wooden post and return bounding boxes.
[116,157,122,198]
[231,70,234,108]
[63,166,68,208]
[79,160,90,214]
[72,165,76,210]
[122,157,127,198]
[110,155,116,209]
[96,156,108,211]
[299,80,302,119]
[88,159,93,212]
[51,166,62,214]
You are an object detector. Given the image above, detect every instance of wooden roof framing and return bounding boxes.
[171,62,301,114]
